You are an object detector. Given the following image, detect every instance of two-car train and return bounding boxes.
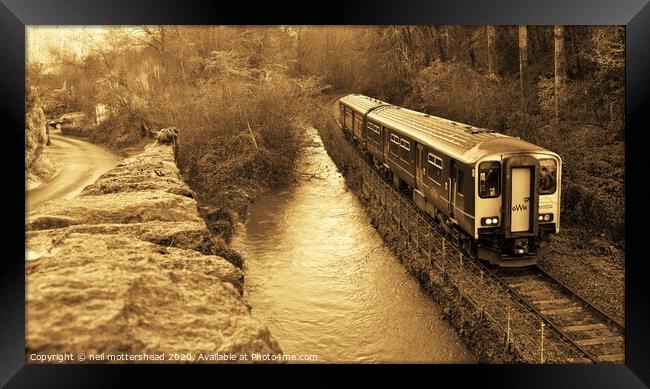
[336,94,562,267]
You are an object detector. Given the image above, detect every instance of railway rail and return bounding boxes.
[490,266,625,363]
[329,109,624,363]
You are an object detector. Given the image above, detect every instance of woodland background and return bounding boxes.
[26,26,625,245]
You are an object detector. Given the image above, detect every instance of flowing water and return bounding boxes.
[231,127,473,363]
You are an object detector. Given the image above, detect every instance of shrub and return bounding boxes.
[408,61,512,131]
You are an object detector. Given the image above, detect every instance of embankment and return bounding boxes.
[26,128,282,362]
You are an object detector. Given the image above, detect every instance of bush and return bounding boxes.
[25,93,48,171]
[174,72,323,202]
[408,61,513,131]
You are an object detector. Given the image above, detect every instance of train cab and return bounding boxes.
[468,138,562,266]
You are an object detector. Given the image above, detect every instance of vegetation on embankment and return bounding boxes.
[26,130,282,361]
[25,89,56,187]
[27,27,326,252]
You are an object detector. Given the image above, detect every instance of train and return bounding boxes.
[335,94,562,267]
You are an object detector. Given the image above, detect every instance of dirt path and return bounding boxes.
[26,130,121,212]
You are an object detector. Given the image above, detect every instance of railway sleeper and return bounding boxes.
[562,323,606,332]
[540,306,583,315]
[575,336,623,347]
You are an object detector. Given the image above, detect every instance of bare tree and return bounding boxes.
[487,26,497,75]
[554,26,567,122]
[519,25,528,112]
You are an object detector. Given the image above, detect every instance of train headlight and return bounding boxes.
[481,217,499,226]
[538,213,554,223]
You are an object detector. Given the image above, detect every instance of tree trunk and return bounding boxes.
[487,26,497,75]
[519,25,528,112]
[554,25,567,122]
[433,26,446,62]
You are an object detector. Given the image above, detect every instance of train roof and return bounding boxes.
[338,94,388,113]
[339,94,556,164]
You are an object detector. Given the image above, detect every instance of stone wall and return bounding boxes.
[26,129,282,363]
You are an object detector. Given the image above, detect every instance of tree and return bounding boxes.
[518,25,528,112]
[487,26,497,75]
[554,25,567,122]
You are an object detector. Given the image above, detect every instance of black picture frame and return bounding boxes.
[2,0,649,387]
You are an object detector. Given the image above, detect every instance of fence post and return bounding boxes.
[442,238,447,275]
[398,199,402,232]
[506,306,511,348]
[540,321,545,363]
[416,215,420,253]
[428,231,432,267]
[459,252,464,296]
[479,269,484,315]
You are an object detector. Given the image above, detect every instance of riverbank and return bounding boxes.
[26,129,282,362]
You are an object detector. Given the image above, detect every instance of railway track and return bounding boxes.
[328,114,625,363]
[490,266,625,363]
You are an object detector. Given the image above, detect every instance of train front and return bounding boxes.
[472,139,562,267]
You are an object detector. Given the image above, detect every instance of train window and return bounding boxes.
[539,159,557,195]
[371,124,381,143]
[355,116,363,132]
[479,161,501,198]
[400,139,410,162]
[390,133,400,155]
[427,153,443,184]
[344,107,352,128]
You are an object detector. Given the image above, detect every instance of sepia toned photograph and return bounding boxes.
[25,25,625,364]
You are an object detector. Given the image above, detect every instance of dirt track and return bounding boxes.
[26,130,121,211]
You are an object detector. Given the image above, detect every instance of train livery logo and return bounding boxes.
[512,197,529,212]
[512,203,528,212]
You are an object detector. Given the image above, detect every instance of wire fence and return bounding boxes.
[354,158,588,364]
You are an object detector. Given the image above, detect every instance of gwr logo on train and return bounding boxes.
[336,94,562,267]
[512,203,528,212]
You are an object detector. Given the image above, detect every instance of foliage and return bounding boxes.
[409,61,510,131]
[25,89,48,171]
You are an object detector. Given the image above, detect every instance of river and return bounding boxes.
[231,127,473,363]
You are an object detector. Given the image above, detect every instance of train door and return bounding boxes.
[383,128,389,161]
[510,167,532,232]
[449,161,456,216]
[503,156,539,238]
[415,144,424,191]
[455,168,466,220]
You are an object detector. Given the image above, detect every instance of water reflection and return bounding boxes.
[232,127,473,363]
